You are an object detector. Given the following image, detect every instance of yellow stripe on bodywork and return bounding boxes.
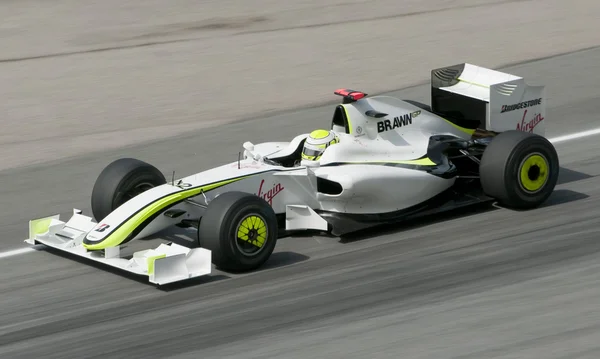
[342,101,473,136]
[29,217,54,238]
[147,253,166,275]
[431,78,480,135]
[442,118,476,135]
[392,157,437,166]
[337,157,437,166]
[457,77,489,88]
[342,105,353,135]
[83,177,247,250]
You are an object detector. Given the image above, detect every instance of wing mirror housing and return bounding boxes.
[243,141,261,161]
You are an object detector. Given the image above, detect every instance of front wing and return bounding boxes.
[24,209,212,285]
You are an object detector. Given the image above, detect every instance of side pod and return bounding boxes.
[24,209,212,285]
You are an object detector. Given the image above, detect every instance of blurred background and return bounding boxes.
[1,0,598,171]
[2,1,600,358]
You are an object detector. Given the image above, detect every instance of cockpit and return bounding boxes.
[262,105,351,167]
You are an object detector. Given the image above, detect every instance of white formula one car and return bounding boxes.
[25,63,558,285]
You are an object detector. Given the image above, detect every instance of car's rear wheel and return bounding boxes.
[91,158,166,221]
[197,191,278,272]
[479,130,559,209]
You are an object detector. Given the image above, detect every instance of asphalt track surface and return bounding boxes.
[1,48,600,358]
[3,2,600,359]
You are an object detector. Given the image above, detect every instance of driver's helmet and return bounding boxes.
[301,129,340,161]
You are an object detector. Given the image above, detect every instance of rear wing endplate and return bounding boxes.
[430,63,546,136]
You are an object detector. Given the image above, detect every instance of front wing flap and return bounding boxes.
[24,209,212,285]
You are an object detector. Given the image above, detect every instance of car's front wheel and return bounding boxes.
[90,158,166,221]
[197,191,278,272]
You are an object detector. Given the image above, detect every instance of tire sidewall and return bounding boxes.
[503,136,559,206]
[220,198,277,270]
[91,158,166,221]
[109,169,165,210]
[480,131,559,209]
[198,192,278,272]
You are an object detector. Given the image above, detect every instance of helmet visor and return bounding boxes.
[302,147,324,160]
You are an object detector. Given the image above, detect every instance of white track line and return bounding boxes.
[548,127,600,144]
[0,127,599,260]
[0,246,37,259]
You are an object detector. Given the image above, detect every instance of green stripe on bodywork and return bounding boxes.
[147,254,166,275]
[442,117,476,135]
[330,157,437,166]
[457,77,489,88]
[390,157,437,166]
[342,104,353,134]
[29,217,54,238]
[321,156,445,174]
[83,176,247,250]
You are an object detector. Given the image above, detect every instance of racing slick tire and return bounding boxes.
[479,130,559,209]
[197,191,278,272]
[91,158,166,221]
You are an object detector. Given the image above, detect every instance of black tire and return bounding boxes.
[197,191,278,272]
[91,158,166,221]
[479,130,559,209]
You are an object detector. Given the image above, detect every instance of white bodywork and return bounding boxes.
[25,210,211,285]
[24,63,546,285]
[431,63,546,136]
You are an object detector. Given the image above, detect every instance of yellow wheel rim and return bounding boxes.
[235,214,268,256]
[518,153,549,193]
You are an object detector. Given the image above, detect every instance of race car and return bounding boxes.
[24,63,558,285]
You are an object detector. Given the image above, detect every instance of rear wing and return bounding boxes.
[430,63,546,136]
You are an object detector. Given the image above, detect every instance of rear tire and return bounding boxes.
[479,130,559,209]
[197,191,278,272]
[91,158,166,221]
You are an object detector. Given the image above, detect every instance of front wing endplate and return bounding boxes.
[24,210,212,285]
